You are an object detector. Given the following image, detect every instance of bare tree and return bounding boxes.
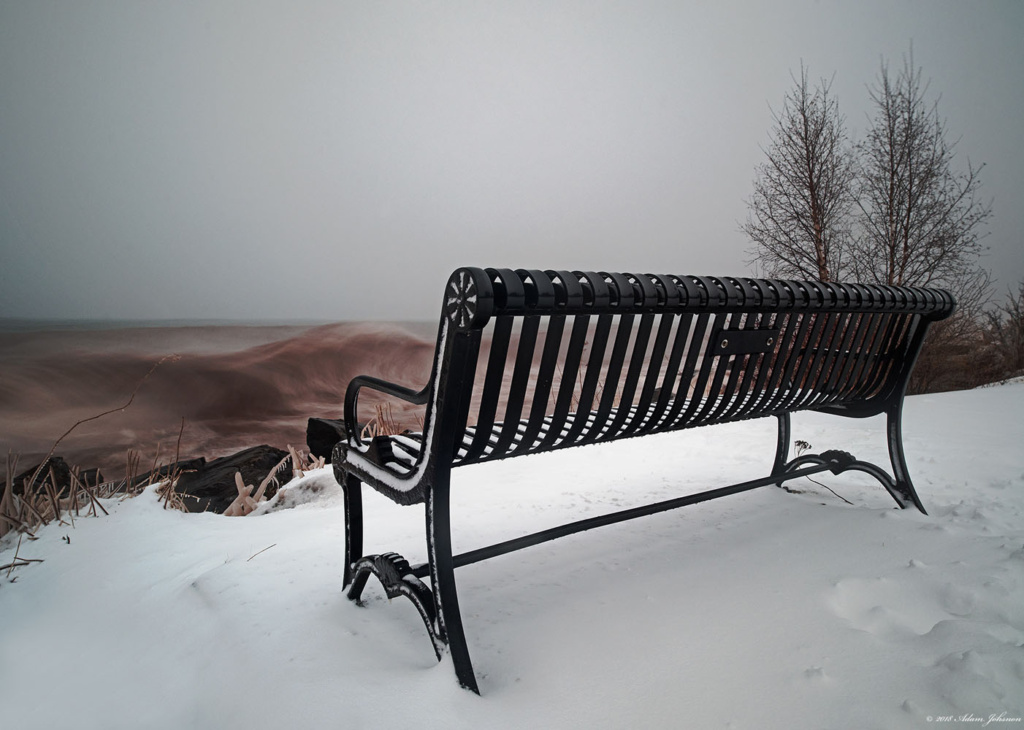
[744,52,998,394]
[744,65,856,281]
[852,51,992,290]
[985,280,1024,380]
[908,266,993,394]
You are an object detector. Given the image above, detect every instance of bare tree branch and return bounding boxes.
[852,49,992,293]
[743,64,856,281]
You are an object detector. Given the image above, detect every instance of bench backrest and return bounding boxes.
[426,268,955,468]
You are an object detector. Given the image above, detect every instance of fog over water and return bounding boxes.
[1,1,1022,322]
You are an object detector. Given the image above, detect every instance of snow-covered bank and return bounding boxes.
[2,383,1022,729]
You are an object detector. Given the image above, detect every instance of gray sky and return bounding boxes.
[1,0,1021,321]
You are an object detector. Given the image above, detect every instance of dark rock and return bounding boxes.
[4,456,74,496]
[79,467,105,489]
[307,418,347,463]
[174,445,290,513]
[132,458,205,490]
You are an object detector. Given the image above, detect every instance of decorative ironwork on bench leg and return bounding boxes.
[339,470,480,692]
[338,469,451,664]
[771,413,791,486]
[886,402,927,514]
[345,552,447,661]
[780,446,927,514]
[428,471,480,694]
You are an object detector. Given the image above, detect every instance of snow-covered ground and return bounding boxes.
[2,383,1022,729]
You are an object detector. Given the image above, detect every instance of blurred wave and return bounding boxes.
[0,321,436,476]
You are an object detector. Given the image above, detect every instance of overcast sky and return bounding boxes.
[1,0,1021,321]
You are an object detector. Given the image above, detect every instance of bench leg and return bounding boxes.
[336,466,479,691]
[339,470,364,589]
[886,402,927,514]
[776,402,927,515]
[427,470,481,694]
[771,413,791,486]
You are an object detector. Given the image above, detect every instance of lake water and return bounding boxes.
[0,319,437,478]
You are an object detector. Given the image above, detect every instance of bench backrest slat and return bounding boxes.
[540,314,591,450]
[462,316,514,463]
[593,314,636,441]
[658,312,712,430]
[645,313,692,430]
[561,315,612,444]
[490,315,541,457]
[857,312,909,400]
[758,311,809,414]
[824,313,866,396]
[511,315,565,457]
[834,312,883,402]
[628,312,677,434]
[724,309,778,417]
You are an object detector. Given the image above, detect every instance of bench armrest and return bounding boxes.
[345,375,430,446]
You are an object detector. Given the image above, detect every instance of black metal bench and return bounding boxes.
[332,267,955,693]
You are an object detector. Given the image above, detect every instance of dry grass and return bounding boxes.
[3,452,104,539]
[360,402,402,440]
[0,444,198,543]
[223,445,325,517]
[1,534,45,579]
[155,417,188,511]
[1,354,181,542]
[222,453,289,517]
[288,444,325,478]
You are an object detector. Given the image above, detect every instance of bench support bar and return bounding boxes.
[412,451,850,577]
